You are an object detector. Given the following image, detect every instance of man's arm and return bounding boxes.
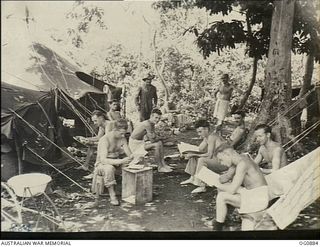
[219,166,236,184]
[85,127,105,143]
[198,135,216,158]
[228,128,245,147]
[254,147,263,165]
[271,147,283,171]
[145,123,157,142]
[216,163,247,194]
[99,138,130,166]
[122,138,133,157]
[107,112,114,121]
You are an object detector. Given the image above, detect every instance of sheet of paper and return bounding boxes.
[177,142,200,154]
[196,167,221,187]
[127,164,145,170]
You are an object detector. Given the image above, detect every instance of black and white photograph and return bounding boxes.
[1,0,320,239]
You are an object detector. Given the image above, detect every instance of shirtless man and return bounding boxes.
[254,124,287,174]
[212,143,269,231]
[107,100,122,121]
[180,120,226,193]
[90,119,133,207]
[213,74,233,127]
[76,110,113,171]
[135,72,158,122]
[227,111,247,149]
[78,110,112,145]
[129,109,172,173]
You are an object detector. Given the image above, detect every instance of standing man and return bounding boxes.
[213,74,233,128]
[211,144,269,231]
[254,124,287,174]
[135,72,158,122]
[129,109,172,173]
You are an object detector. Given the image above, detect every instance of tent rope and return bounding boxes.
[87,93,107,113]
[37,101,54,127]
[56,93,96,136]
[284,120,320,152]
[2,70,46,91]
[26,146,94,198]
[268,88,315,126]
[59,89,96,135]
[9,108,87,169]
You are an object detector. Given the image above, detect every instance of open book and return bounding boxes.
[177,142,202,154]
[195,167,221,187]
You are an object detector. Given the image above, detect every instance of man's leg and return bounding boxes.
[180,157,198,185]
[145,141,172,173]
[191,157,227,193]
[102,165,119,205]
[215,191,241,230]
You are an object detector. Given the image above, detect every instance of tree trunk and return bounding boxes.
[238,56,258,110]
[152,31,170,103]
[298,53,314,98]
[243,0,296,150]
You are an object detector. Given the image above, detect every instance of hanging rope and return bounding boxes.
[87,93,107,113]
[284,120,320,152]
[26,146,94,198]
[52,50,69,92]
[268,88,315,126]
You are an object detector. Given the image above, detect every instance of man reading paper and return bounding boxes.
[180,120,226,194]
[203,143,268,231]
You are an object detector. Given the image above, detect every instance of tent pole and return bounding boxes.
[54,88,59,112]
[13,132,23,174]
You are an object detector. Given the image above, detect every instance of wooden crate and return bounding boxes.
[122,167,153,205]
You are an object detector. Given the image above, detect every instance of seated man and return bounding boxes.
[129,109,172,173]
[76,110,112,171]
[90,119,134,207]
[161,94,179,127]
[254,124,287,174]
[180,120,226,194]
[226,111,248,149]
[107,100,122,121]
[107,99,133,134]
[212,143,269,231]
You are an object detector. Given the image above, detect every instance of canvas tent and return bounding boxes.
[1,41,122,180]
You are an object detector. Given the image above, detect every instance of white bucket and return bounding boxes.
[7,173,52,197]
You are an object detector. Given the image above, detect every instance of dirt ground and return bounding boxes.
[15,127,319,233]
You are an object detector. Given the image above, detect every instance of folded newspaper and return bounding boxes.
[177,142,201,154]
[195,167,221,187]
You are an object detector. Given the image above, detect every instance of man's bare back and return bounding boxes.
[238,155,267,190]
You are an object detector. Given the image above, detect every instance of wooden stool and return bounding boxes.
[121,167,153,205]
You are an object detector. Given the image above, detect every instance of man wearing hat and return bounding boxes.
[135,72,158,121]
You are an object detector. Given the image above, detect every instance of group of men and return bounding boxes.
[180,119,287,230]
[77,72,288,231]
